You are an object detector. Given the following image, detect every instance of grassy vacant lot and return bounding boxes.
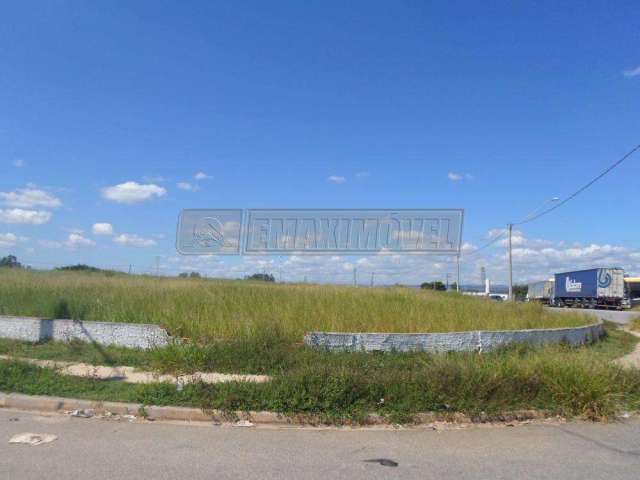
[1,269,635,424]
[0,269,589,342]
[0,326,638,423]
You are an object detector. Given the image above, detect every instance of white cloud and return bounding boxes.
[66,233,95,249]
[13,159,25,168]
[0,233,18,248]
[177,182,200,192]
[0,208,52,224]
[448,172,473,182]
[461,229,640,284]
[355,171,370,178]
[327,175,346,184]
[92,223,114,236]
[194,171,212,181]
[113,233,157,247]
[623,65,640,78]
[101,182,166,204]
[0,188,62,209]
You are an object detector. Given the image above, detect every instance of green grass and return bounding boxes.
[0,269,591,343]
[1,269,635,423]
[2,328,640,423]
[0,323,636,375]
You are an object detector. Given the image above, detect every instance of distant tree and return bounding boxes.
[56,264,101,272]
[513,284,528,301]
[55,264,119,276]
[0,255,21,268]
[246,273,275,282]
[420,280,446,291]
[449,282,458,291]
[179,271,202,278]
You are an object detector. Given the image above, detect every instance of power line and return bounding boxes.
[461,142,639,263]
[515,143,640,226]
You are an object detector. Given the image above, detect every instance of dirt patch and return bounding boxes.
[614,329,640,369]
[0,355,270,385]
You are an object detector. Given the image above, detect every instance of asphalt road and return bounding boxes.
[546,307,640,325]
[2,410,640,479]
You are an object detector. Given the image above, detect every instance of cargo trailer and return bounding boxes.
[527,280,554,304]
[551,268,627,309]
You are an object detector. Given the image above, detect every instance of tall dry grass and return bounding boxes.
[0,269,591,342]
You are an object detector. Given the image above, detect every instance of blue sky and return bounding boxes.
[1,1,639,284]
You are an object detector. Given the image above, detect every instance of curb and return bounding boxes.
[0,392,291,425]
[305,320,605,353]
[0,391,555,427]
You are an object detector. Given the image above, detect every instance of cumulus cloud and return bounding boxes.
[194,171,212,180]
[92,223,114,236]
[0,233,18,248]
[13,159,25,168]
[113,233,157,247]
[327,175,346,184]
[66,233,95,249]
[623,65,640,78]
[461,229,640,284]
[0,208,52,224]
[0,188,62,209]
[101,182,166,204]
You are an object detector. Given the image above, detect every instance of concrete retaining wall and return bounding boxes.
[0,316,170,350]
[304,321,605,353]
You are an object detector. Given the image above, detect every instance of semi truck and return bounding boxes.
[526,280,554,304]
[551,267,628,310]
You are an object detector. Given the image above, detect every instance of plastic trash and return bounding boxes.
[70,409,94,418]
[233,420,254,427]
[9,433,58,446]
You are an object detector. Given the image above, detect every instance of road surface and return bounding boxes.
[2,409,640,479]
[547,307,639,325]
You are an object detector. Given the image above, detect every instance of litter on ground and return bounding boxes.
[9,432,58,446]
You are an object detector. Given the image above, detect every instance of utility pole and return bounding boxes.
[353,266,357,287]
[507,223,513,301]
[370,272,375,288]
[456,254,461,292]
[445,272,450,291]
